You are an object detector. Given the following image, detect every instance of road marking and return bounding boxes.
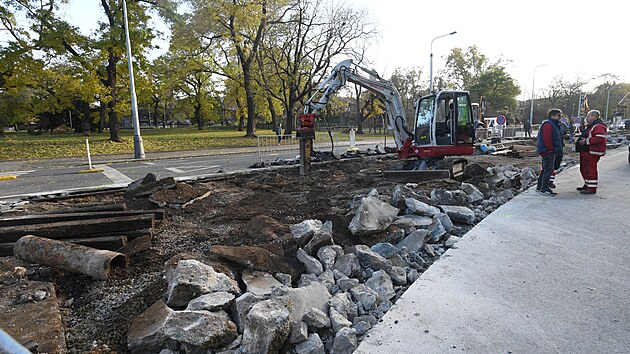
[0,170,35,177]
[96,165,134,184]
[143,162,156,165]
[166,165,221,174]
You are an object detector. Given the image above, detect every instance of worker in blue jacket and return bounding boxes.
[536,109,563,195]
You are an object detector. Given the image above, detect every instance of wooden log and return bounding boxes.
[0,236,128,257]
[0,214,155,243]
[125,177,177,199]
[117,234,152,256]
[44,203,127,213]
[13,235,127,280]
[28,187,127,202]
[0,209,164,227]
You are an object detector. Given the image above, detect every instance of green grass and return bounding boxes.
[0,126,388,160]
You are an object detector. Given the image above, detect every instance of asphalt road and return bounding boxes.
[0,140,389,200]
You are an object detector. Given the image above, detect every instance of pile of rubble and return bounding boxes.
[1,154,577,353]
[125,162,542,354]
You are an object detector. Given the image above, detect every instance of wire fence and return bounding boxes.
[257,132,341,163]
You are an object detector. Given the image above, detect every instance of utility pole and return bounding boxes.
[123,0,145,159]
[529,64,546,127]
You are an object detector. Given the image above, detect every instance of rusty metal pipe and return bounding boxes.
[13,235,127,280]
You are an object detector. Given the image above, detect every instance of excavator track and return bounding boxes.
[383,158,467,183]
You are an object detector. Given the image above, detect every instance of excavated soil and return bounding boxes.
[1,150,575,353]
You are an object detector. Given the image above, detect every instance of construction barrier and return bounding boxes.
[257,132,340,163]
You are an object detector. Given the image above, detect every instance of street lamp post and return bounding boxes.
[429,31,457,94]
[123,0,145,159]
[529,64,546,128]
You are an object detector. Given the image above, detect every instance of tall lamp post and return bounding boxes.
[429,31,457,94]
[529,64,546,128]
[123,0,145,159]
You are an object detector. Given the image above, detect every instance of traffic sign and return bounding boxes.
[560,117,569,125]
[572,117,581,124]
[496,115,506,125]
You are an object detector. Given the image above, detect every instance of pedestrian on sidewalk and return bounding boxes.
[275,124,282,145]
[536,108,563,195]
[575,110,607,194]
[523,120,532,138]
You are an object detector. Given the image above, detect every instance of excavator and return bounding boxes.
[297,59,476,181]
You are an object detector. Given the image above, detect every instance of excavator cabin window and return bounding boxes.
[415,91,474,147]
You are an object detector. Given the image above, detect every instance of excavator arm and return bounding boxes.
[303,59,413,151]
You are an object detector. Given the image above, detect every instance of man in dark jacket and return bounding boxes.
[536,109,563,195]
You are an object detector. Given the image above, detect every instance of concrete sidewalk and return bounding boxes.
[356,148,630,353]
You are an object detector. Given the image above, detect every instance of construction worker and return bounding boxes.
[575,110,607,194]
[536,108,563,196]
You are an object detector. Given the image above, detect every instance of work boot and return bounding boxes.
[576,186,587,191]
[580,189,596,194]
[549,183,556,188]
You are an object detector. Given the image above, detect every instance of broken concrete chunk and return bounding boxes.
[295,333,325,354]
[163,310,237,350]
[439,205,477,224]
[297,248,324,276]
[395,229,428,254]
[241,298,291,354]
[348,196,399,236]
[165,259,240,308]
[365,270,395,302]
[303,307,331,329]
[404,197,440,217]
[185,291,235,312]
[241,269,285,297]
[329,307,352,333]
[127,300,175,354]
[332,253,361,278]
[317,245,343,271]
[332,327,358,354]
[290,219,323,246]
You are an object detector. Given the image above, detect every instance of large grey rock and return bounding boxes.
[404,198,440,217]
[281,282,331,343]
[333,253,361,278]
[303,221,334,255]
[497,189,515,205]
[128,300,238,353]
[332,327,357,354]
[395,229,428,253]
[127,300,176,353]
[460,182,484,203]
[430,188,467,206]
[435,213,454,233]
[352,245,392,272]
[185,291,235,312]
[241,269,286,297]
[165,259,240,308]
[365,270,395,302]
[164,310,237,350]
[328,292,358,322]
[329,307,352,333]
[349,284,378,311]
[439,205,476,224]
[337,277,360,292]
[303,307,331,329]
[318,269,335,292]
[317,245,344,271]
[370,242,398,259]
[427,220,447,243]
[295,333,325,354]
[231,292,265,332]
[348,196,399,236]
[392,214,434,233]
[241,298,291,354]
[386,266,407,286]
[290,219,323,247]
[297,248,324,276]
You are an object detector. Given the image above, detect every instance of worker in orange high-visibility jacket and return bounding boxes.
[575,110,607,194]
